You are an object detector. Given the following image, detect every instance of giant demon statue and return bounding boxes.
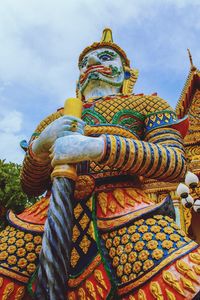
[0,28,200,300]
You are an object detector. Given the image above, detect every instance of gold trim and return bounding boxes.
[8,211,44,232]
[84,125,138,140]
[0,266,29,283]
[118,241,197,295]
[97,201,164,230]
[51,164,77,181]
[122,67,139,95]
[68,254,101,287]
[176,67,200,118]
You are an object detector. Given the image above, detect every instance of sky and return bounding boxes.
[0,0,200,163]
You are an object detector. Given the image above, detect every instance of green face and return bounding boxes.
[77,47,125,94]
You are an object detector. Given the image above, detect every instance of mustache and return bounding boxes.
[79,66,113,84]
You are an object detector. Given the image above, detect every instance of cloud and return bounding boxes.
[0,110,22,133]
[0,108,25,163]
[0,132,25,163]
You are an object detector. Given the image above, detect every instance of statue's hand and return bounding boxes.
[51,135,105,167]
[31,116,85,161]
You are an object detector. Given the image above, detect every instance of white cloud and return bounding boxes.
[0,108,25,163]
[0,110,22,133]
[0,132,25,164]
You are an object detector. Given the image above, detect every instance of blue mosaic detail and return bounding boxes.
[145,111,177,133]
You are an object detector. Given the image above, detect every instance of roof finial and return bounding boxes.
[187,48,196,71]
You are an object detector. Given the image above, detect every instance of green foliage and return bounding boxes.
[0,159,37,228]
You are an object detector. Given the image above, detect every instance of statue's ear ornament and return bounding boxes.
[122,66,139,95]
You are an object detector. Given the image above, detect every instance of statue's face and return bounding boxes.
[78,47,125,96]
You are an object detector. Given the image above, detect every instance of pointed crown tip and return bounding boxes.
[101,28,113,43]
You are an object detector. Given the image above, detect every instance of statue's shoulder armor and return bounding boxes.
[137,94,173,114]
[91,94,172,116]
[121,93,172,115]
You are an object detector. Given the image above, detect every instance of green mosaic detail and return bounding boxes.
[82,109,107,125]
[112,110,145,136]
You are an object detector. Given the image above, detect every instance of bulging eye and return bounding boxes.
[99,55,113,61]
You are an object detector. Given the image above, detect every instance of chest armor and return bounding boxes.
[79,95,145,178]
[83,94,146,138]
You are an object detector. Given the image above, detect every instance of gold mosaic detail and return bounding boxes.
[94,94,170,123]
[97,192,108,216]
[101,215,188,284]
[163,270,185,296]
[138,289,147,300]
[0,225,42,277]
[74,203,83,219]
[79,214,90,230]
[71,196,95,268]
[72,225,80,243]
[78,288,86,300]
[189,252,200,264]
[193,264,200,275]
[86,280,97,299]
[108,200,117,213]
[180,276,196,293]
[96,284,104,298]
[150,281,164,300]
[0,277,3,287]
[79,235,91,254]
[68,291,76,300]
[70,248,80,268]
[113,189,125,208]
[94,269,108,290]
[166,289,176,300]
[97,188,150,216]
[176,259,199,283]
[86,197,93,211]
[14,286,26,300]
[128,296,136,300]
[74,175,95,200]
[87,222,95,240]
[2,282,14,299]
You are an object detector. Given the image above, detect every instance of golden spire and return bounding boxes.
[101,28,113,43]
[187,49,196,71]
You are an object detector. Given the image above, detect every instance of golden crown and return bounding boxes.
[78,28,130,67]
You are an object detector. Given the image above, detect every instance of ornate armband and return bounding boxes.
[99,132,186,181]
[21,143,52,196]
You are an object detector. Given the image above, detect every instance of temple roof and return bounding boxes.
[175,55,200,169]
[176,65,200,119]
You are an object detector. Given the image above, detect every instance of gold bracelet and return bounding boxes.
[106,135,118,166]
[114,137,126,169]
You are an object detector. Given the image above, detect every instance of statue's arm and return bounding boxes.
[98,96,187,181]
[20,110,85,196]
[20,111,60,197]
[99,126,186,181]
